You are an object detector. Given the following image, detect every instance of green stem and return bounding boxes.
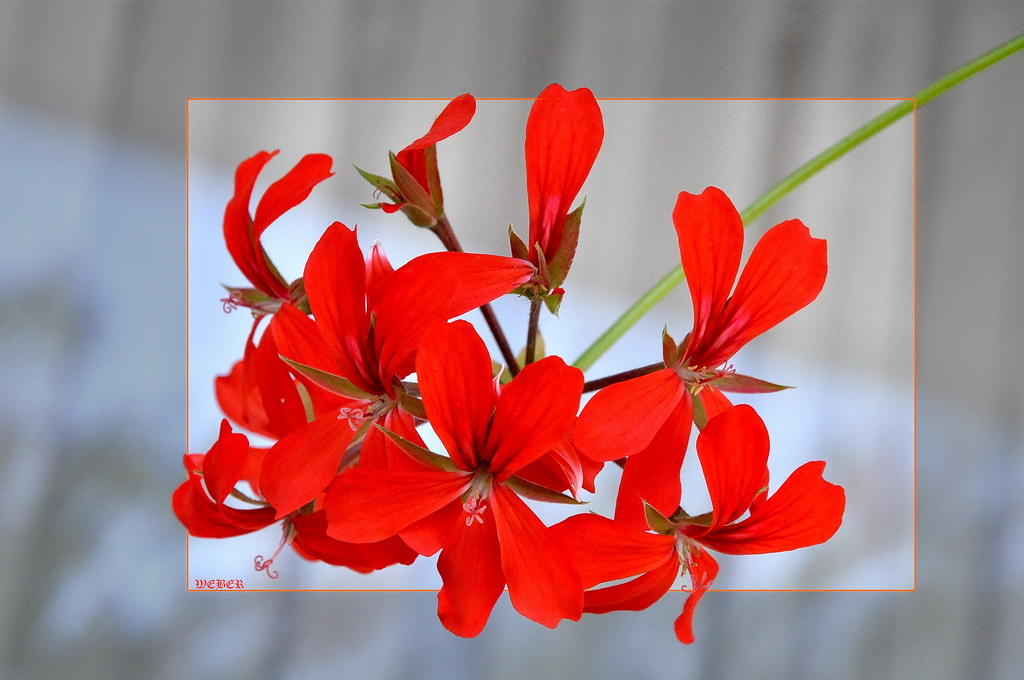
[573,33,1024,372]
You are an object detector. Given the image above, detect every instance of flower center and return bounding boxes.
[461,469,494,527]
[674,362,736,395]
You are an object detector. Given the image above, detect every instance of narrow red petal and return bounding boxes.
[572,368,685,462]
[701,460,845,554]
[614,394,693,529]
[485,355,583,481]
[251,153,334,239]
[395,94,475,191]
[551,513,676,589]
[223,150,284,296]
[694,404,770,534]
[259,413,358,518]
[491,484,583,628]
[202,420,250,505]
[364,240,395,313]
[324,467,472,543]
[415,320,495,470]
[674,548,720,644]
[436,508,505,638]
[526,84,604,263]
[400,93,476,154]
[302,223,379,391]
[252,322,308,437]
[373,252,534,381]
[685,410,763,535]
[583,557,679,615]
[698,219,827,366]
[672,187,744,364]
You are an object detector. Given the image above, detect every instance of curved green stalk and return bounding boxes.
[573,32,1024,372]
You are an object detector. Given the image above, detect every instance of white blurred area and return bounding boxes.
[2,2,1023,680]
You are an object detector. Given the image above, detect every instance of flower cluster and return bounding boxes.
[177,86,845,644]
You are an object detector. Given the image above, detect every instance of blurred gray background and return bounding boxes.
[1,1,1022,679]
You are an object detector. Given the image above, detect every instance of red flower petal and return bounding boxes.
[259,413,359,519]
[172,468,275,538]
[324,468,472,543]
[302,223,379,391]
[583,557,679,615]
[674,547,720,644]
[526,84,604,264]
[223,150,287,297]
[614,394,693,529]
[551,513,675,589]
[416,320,496,471]
[436,506,505,638]
[672,187,744,363]
[399,498,463,557]
[693,405,770,534]
[491,484,583,628]
[486,356,583,481]
[290,510,418,572]
[364,240,395,313]
[252,322,308,437]
[572,368,686,462]
[698,219,827,366]
[700,460,845,555]
[202,420,250,505]
[372,252,534,381]
[251,153,334,240]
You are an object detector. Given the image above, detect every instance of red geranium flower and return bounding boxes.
[325,320,585,637]
[554,405,845,644]
[259,223,536,518]
[573,186,827,526]
[221,150,334,315]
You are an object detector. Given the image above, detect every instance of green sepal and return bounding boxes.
[376,425,459,472]
[662,327,681,367]
[388,151,437,225]
[547,198,584,289]
[508,224,530,261]
[354,164,402,203]
[278,356,375,401]
[643,500,677,535]
[533,243,552,290]
[423,144,444,214]
[542,289,563,315]
[505,476,585,505]
[221,284,272,308]
[709,373,793,394]
[397,392,427,420]
[691,394,708,430]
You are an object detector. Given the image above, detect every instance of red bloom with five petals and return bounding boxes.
[325,320,585,637]
[573,186,827,527]
[554,405,845,644]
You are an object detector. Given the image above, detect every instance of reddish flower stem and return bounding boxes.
[582,362,663,393]
[525,297,542,365]
[432,216,521,376]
